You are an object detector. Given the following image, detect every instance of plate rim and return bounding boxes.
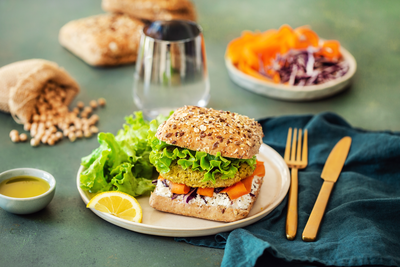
[77,143,290,237]
[225,43,357,100]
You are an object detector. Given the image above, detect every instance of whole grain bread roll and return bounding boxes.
[102,0,197,22]
[59,13,145,66]
[156,106,264,159]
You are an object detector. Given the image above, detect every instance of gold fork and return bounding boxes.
[284,128,308,240]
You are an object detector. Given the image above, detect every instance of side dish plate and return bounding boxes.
[225,45,357,101]
[77,143,290,237]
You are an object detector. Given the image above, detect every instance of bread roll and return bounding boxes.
[156,106,264,159]
[59,13,145,66]
[102,0,197,22]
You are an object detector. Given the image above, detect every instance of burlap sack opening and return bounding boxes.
[0,59,80,124]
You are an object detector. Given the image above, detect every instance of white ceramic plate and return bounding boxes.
[225,45,357,101]
[77,143,290,237]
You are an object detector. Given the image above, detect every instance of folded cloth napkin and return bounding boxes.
[176,112,400,267]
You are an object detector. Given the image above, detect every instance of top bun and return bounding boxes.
[156,106,264,159]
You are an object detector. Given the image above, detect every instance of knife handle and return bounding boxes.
[286,167,298,240]
[302,181,334,242]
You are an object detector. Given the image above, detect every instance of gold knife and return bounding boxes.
[302,136,352,242]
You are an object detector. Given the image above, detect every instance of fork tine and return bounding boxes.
[291,128,297,163]
[284,128,292,162]
[297,129,302,162]
[302,129,308,164]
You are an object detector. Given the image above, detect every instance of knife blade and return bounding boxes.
[302,136,352,242]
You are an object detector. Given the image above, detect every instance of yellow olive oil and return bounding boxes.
[0,175,50,198]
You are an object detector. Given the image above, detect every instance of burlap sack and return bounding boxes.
[0,59,80,124]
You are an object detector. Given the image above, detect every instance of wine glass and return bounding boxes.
[133,20,210,119]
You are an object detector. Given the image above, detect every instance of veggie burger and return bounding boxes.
[149,106,265,222]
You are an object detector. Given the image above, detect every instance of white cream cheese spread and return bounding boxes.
[153,176,262,210]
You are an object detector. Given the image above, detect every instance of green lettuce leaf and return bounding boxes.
[79,111,167,197]
[149,136,257,183]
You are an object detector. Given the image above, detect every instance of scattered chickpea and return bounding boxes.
[36,131,45,140]
[47,138,55,146]
[9,130,19,138]
[19,133,28,142]
[98,98,106,107]
[30,128,37,137]
[90,126,99,134]
[55,131,63,139]
[82,124,90,133]
[24,123,32,131]
[75,121,82,130]
[41,135,49,144]
[89,114,99,124]
[32,114,40,122]
[30,138,40,147]
[76,130,83,138]
[38,122,45,131]
[89,100,98,109]
[84,130,92,138]
[68,132,76,142]
[83,106,92,114]
[11,134,20,143]
[81,118,88,125]
[8,83,103,147]
[77,101,84,109]
[31,122,38,130]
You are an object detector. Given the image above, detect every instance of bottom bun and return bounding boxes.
[149,176,264,222]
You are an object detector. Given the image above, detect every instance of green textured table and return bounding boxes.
[1,1,399,266]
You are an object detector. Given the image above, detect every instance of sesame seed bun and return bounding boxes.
[156,106,264,159]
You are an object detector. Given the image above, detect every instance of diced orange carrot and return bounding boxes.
[243,45,260,70]
[253,161,265,177]
[273,73,281,83]
[317,40,341,60]
[170,182,190,195]
[277,24,296,49]
[293,26,319,49]
[197,187,214,197]
[226,182,249,200]
[241,175,254,193]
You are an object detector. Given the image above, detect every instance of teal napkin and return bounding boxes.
[176,112,400,267]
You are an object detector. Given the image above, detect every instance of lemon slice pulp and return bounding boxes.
[86,191,142,223]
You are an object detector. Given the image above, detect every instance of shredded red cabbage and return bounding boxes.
[161,179,169,187]
[200,195,208,204]
[214,187,224,193]
[183,188,197,203]
[263,48,349,86]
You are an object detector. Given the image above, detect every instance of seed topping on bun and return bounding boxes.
[156,106,263,159]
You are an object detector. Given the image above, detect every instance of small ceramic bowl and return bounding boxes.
[225,43,357,101]
[0,168,56,214]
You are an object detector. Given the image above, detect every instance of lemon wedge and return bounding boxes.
[86,191,143,223]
